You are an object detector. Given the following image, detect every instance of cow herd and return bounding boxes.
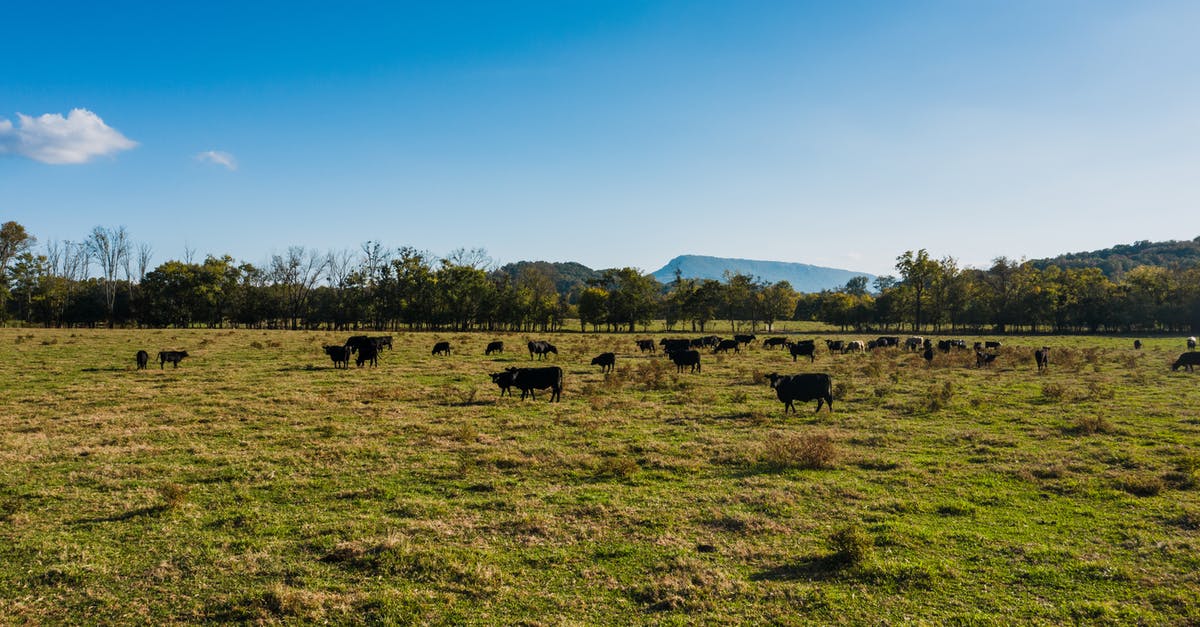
[133,349,189,370]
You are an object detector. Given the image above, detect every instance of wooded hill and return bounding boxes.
[1030,237,1200,278]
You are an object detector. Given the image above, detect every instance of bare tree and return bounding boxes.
[270,246,326,329]
[137,242,153,282]
[443,247,493,271]
[86,226,131,327]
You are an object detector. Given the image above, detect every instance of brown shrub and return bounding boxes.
[760,431,838,470]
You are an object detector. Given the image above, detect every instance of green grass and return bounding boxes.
[2,329,1199,623]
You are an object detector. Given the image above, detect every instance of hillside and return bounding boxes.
[494,260,603,295]
[1030,237,1200,277]
[651,254,875,293]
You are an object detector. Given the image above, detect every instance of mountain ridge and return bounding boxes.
[650,254,875,293]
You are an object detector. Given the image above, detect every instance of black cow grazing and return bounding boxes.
[432,341,451,356]
[159,350,188,369]
[985,340,1002,350]
[937,340,952,353]
[485,340,504,355]
[489,370,516,396]
[696,335,721,348]
[355,343,379,367]
[788,340,816,363]
[323,345,351,369]
[825,339,845,353]
[135,350,149,370]
[875,336,900,348]
[765,373,833,414]
[866,340,878,350]
[1133,340,1143,350]
[763,337,789,349]
[973,341,984,351]
[528,340,558,360]
[372,336,393,350]
[947,339,967,350]
[976,351,997,367]
[922,346,934,364]
[344,336,374,354]
[660,338,692,355]
[591,352,616,373]
[1188,337,1198,350]
[845,340,866,353]
[713,339,740,354]
[734,334,757,347]
[636,339,656,353]
[670,349,702,373]
[511,366,563,401]
[905,336,924,352]
[1172,352,1200,372]
[1035,347,1049,371]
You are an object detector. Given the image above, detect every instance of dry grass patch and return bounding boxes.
[759,431,839,471]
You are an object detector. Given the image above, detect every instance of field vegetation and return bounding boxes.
[2,328,1199,623]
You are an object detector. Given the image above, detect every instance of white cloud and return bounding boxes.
[0,108,137,164]
[195,150,237,170]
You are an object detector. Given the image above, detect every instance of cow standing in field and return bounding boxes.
[825,339,845,353]
[670,349,701,373]
[159,350,188,369]
[788,340,816,363]
[636,339,656,353]
[486,341,504,355]
[432,341,451,356]
[1133,340,1143,350]
[372,336,393,350]
[734,334,757,348]
[355,343,379,367]
[323,345,351,369]
[490,370,516,396]
[845,340,866,353]
[763,337,789,349]
[905,336,924,352]
[875,336,900,349]
[976,351,997,368]
[765,373,833,414]
[1188,337,1198,350]
[591,352,615,373]
[528,341,557,360]
[713,339,740,354]
[135,350,149,370]
[1172,352,1200,372]
[660,338,691,355]
[985,340,1002,350]
[509,366,563,401]
[922,346,934,365]
[1035,347,1050,372]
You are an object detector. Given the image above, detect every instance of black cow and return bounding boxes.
[660,338,691,355]
[486,341,504,355]
[976,351,997,367]
[510,366,563,401]
[922,346,934,364]
[825,339,845,353]
[1172,352,1200,372]
[323,344,351,369]
[355,343,379,367]
[528,340,557,360]
[762,337,789,349]
[985,340,1002,350]
[158,350,188,369]
[937,340,952,353]
[372,336,393,350]
[973,342,984,351]
[874,336,900,349]
[948,339,967,350]
[734,334,756,347]
[713,339,740,354]
[636,339,656,353]
[344,336,374,354]
[697,335,721,348]
[489,370,516,396]
[787,340,816,363]
[765,373,833,414]
[670,349,701,373]
[432,341,451,356]
[1133,340,1143,350]
[135,350,149,370]
[591,352,616,373]
[1035,347,1049,371]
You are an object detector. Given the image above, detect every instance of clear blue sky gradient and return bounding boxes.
[3,1,1199,276]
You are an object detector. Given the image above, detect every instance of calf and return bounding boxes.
[635,339,656,353]
[489,370,517,396]
[158,350,188,369]
[765,372,833,413]
[1035,347,1049,372]
[670,349,702,373]
[591,352,615,373]
[528,340,557,360]
[323,344,351,369]
[432,341,451,356]
[511,366,563,401]
[486,340,504,355]
[1133,340,1143,350]
[1172,352,1200,372]
[788,340,816,363]
[713,339,740,354]
[135,350,149,370]
[762,337,789,349]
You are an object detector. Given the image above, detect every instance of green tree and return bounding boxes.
[577,286,609,331]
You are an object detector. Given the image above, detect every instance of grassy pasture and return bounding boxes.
[1,328,1199,624]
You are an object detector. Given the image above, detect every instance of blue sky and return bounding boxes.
[3,1,1199,277]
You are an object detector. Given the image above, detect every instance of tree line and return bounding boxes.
[1,222,1198,333]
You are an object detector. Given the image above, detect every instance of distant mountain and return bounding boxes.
[1029,237,1200,278]
[651,255,875,293]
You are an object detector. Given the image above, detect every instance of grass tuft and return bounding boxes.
[759,431,838,471]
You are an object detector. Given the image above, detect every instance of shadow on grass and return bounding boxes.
[73,504,167,525]
[751,554,851,582]
[81,367,128,373]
